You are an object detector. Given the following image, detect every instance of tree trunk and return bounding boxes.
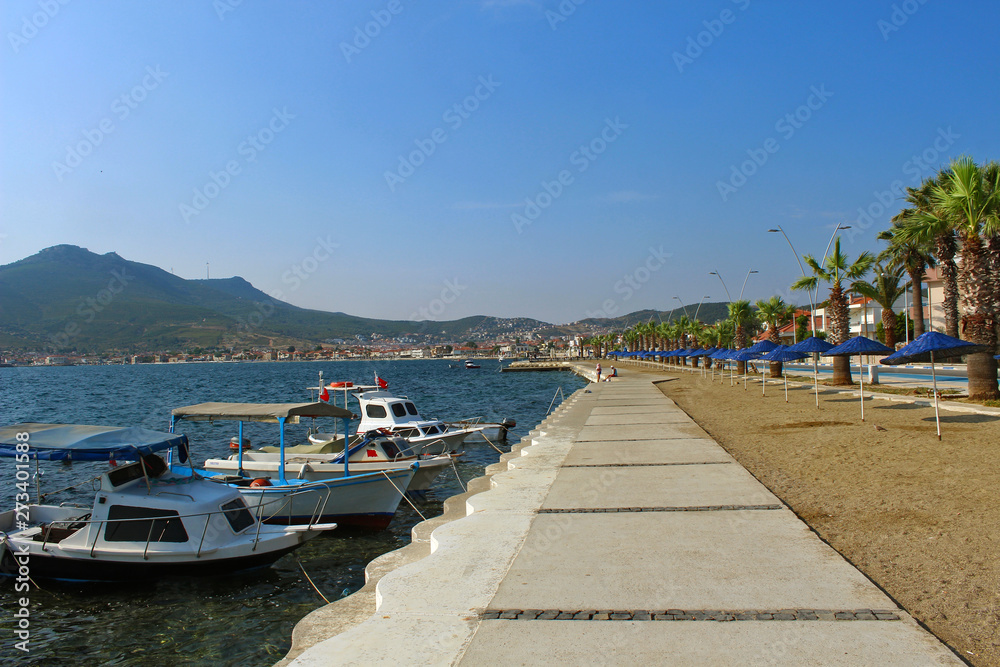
[831,355,853,385]
[769,361,783,378]
[908,269,926,339]
[882,309,897,349]
[958,233,999,400]
[829,284,853,385]
[936,232,960,339]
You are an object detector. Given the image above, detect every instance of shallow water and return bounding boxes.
[0,359,585,664]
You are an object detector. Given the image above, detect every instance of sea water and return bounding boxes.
[0,359,585,665]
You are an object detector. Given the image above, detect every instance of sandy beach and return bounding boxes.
[626,364,1000,665]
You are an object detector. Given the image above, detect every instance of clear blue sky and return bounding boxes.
[2,1,997,324]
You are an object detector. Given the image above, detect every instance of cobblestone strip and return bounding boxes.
[481,609,902,621]
[562,462,733,467]
[538,505,782,514]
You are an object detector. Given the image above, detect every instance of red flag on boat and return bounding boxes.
[319,387,330,402]
[376,374,388,389]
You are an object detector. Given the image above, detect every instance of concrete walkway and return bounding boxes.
[287,368,960,666]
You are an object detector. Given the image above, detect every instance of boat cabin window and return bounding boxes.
[390,403,407,418]
[381,441,400,459]
[105,506,188,543]
[424,425,440,435]
[404,402,418,416]
[221,498,255,533]
[395,428,418,439]
[366,405,387,419]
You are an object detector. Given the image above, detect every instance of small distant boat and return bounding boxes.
[0,423,328,582]
[465,360,480,369]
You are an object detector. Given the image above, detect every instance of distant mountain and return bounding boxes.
[573,303,732,329]
[0,245,552,352]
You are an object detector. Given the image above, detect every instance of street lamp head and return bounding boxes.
[840,225,852,230]
[709,271,718,275]
[767,229,779,233]
[750,270,759,274]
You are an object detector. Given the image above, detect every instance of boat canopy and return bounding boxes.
[171,402,355,424]
[0,423,189,461]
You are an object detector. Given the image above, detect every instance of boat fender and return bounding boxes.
[297,464,312,479]
[249,478,271,487]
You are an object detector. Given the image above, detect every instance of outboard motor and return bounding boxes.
[499,418,516,441]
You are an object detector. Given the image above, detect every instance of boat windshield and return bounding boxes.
[404,402,418,416]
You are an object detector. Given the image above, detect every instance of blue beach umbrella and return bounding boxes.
[788,336,836,408]
[880,332,990,439]
[761,345,808,401]
[825,336,894,421]
[732,348,765,391]
[747,339,780,354]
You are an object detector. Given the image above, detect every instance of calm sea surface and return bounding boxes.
[0,359,585,665]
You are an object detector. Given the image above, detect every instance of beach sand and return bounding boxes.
[637,364,999,666]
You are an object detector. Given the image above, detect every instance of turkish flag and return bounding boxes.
[376,375,388,389]
[319,387,329,402]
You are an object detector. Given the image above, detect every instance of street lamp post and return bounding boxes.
[694,295,711,322]
[818,223,852,333]
[709,271,733,302]
[673,296,690,319]
[738,269,759,302]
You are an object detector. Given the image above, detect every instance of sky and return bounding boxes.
[2,1,998,324]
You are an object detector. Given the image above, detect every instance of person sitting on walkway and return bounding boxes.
[604,366,617,381]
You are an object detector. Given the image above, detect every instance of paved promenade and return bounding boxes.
[287,367,960,665]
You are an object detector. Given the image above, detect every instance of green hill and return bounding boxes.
[0,245,553,352]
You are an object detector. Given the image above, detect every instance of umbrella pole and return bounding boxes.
[813,356,819,408]
[931,350,940,440]
[762,362,766,396]
[784,374,788,402]
[859,354,864,422]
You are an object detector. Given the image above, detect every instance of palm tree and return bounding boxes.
[756,296,793,377]
[877,222,935,339]
[930,156,1000,400]
[792,238,875,385]
[850,264,906,349]
[727,300,755,374]
[891,172,960,338]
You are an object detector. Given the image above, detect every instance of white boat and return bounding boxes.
[0,423,329,582]
[465,360,480,369]
[170,402,417,530]
[309,374,509,444]
[205,430,456,494]
[352,390,483,449]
